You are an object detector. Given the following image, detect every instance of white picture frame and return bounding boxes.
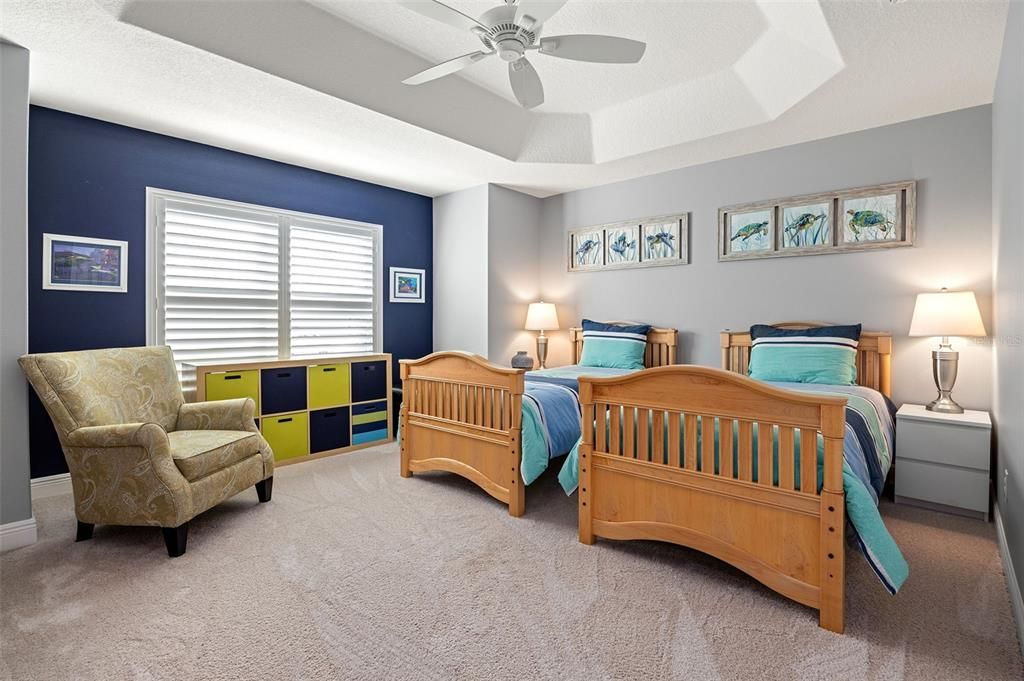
[42,233,128,293]
[389,266,426,303]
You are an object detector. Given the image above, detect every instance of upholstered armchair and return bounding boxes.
[19,346,273,557]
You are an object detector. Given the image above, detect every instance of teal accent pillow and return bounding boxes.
[578,320,652,370]
[748,324,861,385]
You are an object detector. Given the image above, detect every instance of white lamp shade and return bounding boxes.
[909,290,986,337]
[525,302,559,331]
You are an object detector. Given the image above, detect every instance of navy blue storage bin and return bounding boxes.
[310,407,350,453]
[351,361,387,402]
[260,366,307,415]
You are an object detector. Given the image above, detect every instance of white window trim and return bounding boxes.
[145,187,383,355]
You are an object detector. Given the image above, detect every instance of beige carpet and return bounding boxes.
[1,442,1020,681]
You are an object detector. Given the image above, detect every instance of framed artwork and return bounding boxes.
[568,227,605,271]
[838,182,914,249]
[779,200,832,252]
[720,206,774,260]
[42,233,128,292]
[641,214,688,266]
[389,267,425,303]
[568,213,689,273]
[718,180,915,261]
[604,223,640,266]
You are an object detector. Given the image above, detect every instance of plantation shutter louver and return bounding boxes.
[289,220,377,357]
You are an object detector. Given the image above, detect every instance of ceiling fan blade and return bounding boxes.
[514,1,568,29]
[539,35,647,63]
[397,0,487,32]
[403,51,492,85]
[509,58,544,109]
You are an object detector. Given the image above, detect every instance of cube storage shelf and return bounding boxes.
[189,353,392,466]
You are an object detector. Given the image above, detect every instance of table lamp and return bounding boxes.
[908,289,986,413]
[525,302,559,369]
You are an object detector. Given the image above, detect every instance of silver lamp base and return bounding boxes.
[927,341,964,414]
[536,332,549,369]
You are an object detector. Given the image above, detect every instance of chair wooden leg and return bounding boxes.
[75,521,94,542]
[255,476,273,503]
[162,523,188,558]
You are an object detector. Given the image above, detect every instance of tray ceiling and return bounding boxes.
[1,0,1008,197]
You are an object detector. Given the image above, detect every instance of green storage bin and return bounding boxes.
[205,370,260,413]
[261,412,309,462]
[309,363,350,409]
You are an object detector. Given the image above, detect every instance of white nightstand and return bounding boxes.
[895,404,992,520]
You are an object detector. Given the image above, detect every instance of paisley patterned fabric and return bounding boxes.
[19,346,273,529]
[169,430,260,482]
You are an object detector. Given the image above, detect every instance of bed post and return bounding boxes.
[399,363,412,478]
[819,402,847,633]
[508,372,526,517]
[578,380,595,545]
[878,335,893,398]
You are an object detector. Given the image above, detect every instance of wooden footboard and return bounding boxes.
[577,366,849,632]
[400,353,527,516]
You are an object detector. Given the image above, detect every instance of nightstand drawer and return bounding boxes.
[896,459,989,513]
[896,419,990,470]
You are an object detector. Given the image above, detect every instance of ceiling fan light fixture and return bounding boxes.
[496,38,525,62]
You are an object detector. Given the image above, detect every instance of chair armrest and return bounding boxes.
[65,422,169,451]
[177,398,257,432]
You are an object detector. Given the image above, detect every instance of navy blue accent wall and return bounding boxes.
[28,106,432,478]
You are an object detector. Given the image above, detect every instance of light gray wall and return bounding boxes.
[539,106,994,411]
[432,184,489,356]
[487,185,541,364]
[992,0,1024,599]
[0,41,33,527]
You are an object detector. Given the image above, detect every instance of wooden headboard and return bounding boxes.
[719,322,892,397]
[570,323,678,368]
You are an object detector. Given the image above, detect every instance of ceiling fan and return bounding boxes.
[398,0,646,109]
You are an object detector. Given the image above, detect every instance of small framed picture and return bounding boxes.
[779,200,833,252]
[42,233,128,293]
[604,223,640,267]
[719,205,775,260]
[640,215,688,265]
[837,182,914,250]
[389,267,425,303]
[568,227,604,271]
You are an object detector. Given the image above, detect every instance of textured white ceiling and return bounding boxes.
[0,0,1009,197]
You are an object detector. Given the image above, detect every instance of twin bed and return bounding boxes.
[399,326,677,515]
[399,322,906,634]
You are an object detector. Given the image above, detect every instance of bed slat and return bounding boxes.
[758,423,773,487]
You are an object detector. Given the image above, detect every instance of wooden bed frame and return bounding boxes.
[399,325,678,516]
[578,322,892,633]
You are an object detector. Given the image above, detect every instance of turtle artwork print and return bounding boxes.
[727,209,773,255]
[718,180,914,261]
[780,202,832,251]
[841,193,899,243]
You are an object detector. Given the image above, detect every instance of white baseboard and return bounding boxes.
[0,517,37,552]
[31,472,72,501]
[994,503,1024,658]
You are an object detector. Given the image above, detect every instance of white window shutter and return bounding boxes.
[160,199,281,388]
[289,219,377,357]
[152,191,382,391]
